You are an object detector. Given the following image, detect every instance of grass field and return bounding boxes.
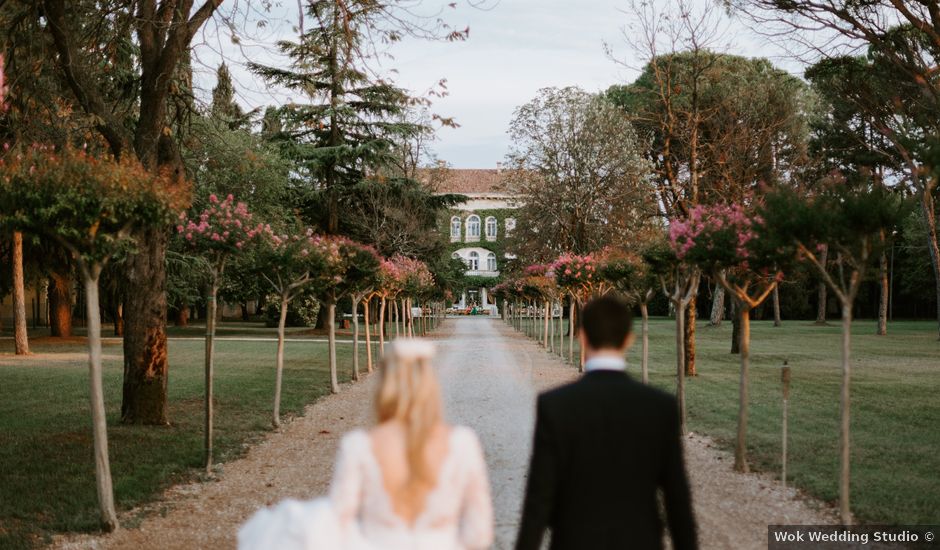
[519,315,940,525]
[2,317,937,547]
[0,323,381,549]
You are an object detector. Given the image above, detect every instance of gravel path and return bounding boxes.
[52,317,834,550]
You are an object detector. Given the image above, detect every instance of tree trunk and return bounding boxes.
[918,190,940,339]
[730,300,741,354]
[685,299,697,376]
[641,301,650,384]
[378,296,387,354]
[327,300,339,394]
[579,321,586,372]
[407,298,413,337]
[49,270,73,337]
[204,276,219,473]
[543,302,550,348]
[121,228,169,425]
[675,301,687,436]
[816,244,829,325]
[877,251,888,336]
[402,298,408,337]
[352,298,360,381]
[113,303,124,336]
[273,293,289,429]
[364,299,373,373]
[839,301,853,524]
[772,285,782,327]
[568,300,576,365]
[734,303,751,473]
[710,282,725,326]
[81,267,118,532]
[392,299,399,339]
[12,232,29,354]
[175,303,190,327]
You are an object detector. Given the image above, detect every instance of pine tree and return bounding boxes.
[250,0,424,234]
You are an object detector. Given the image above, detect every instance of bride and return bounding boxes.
[238,339,494,550]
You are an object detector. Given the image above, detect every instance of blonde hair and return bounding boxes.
[375,339,444,488]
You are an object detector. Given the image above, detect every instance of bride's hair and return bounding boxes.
[375,338,444,487]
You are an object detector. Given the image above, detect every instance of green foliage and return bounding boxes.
[805,56,901,179]
[444,207,515,260]
[249,0,428,233]
[608,51,814,209]
[505,86,655,261]
[263,292,321,327]
[759,183,905,272]
[315,236,382,302]
[0,146,182,269]
[344,176,460,260]
[597,248,655,302]
[183,116,294,227]
[210,63,248,130]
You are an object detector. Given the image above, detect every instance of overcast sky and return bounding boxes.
[195,0,802,168]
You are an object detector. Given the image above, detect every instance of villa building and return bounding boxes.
[425,167,518,314]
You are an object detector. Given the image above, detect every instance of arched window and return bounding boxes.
[466,215,481,240]
[451,252,461,260]
[468,251,480,271]
[450,216,461,240]
[505,217,516,233]
[486,252,497,271]
[485,216,497,239]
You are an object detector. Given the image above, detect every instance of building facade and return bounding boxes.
[427,168,517,314]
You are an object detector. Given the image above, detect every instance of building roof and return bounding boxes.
[419,168,508,195]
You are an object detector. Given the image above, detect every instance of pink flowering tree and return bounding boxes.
[520,264,559,350]
[0,146,183,531]
[670,203,782,473]
[395,256,436,338]
[643,236,700,435]
[597,248,657,384]
[345,246,382,383]
[255,228,328,428]
[375,259,403,355]
[177,194,268,471]
[491,277,527,332]
[552,253,601,369]
[311,236,381,393]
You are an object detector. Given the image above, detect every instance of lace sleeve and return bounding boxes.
[329,431,366,529]
[458,428,494,549]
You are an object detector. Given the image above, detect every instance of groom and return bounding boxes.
[516,294,697,550]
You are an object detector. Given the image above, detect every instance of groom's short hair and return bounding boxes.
[581,294,633,350]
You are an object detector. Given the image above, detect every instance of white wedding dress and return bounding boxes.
[238,426,494,550]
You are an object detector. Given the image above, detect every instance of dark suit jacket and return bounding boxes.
[515,369,697,550]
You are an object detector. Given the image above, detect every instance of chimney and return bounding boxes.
[496,161,502,173]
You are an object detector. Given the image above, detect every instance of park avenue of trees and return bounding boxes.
[0,0,939,541]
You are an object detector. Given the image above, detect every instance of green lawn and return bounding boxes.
[0,328,375,549]
[519,316,940,525]
[2,317,936,547]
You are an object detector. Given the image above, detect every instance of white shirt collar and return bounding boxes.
[584,355,627,372]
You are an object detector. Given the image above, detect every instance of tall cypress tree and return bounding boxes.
[211,63,246,129]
